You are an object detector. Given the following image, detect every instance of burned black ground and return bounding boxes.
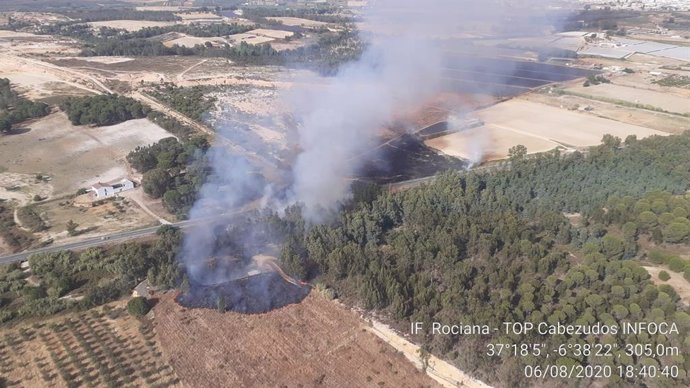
[176,272,310,314]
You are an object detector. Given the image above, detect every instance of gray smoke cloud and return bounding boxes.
[179,0,567,283]
[287,0,563,220]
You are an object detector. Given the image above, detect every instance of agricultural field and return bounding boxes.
[566,82,690,115]
[0,113,172,197]
[0,302,180,388]
[426,124,559,161]
[522,91,690,134]
[427,99,668,161]
[476,99,668,146]
[154,292,438,388]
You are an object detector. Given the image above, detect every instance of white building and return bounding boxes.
[91,178,135,199]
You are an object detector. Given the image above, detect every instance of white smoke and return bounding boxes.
[179,0,566,282]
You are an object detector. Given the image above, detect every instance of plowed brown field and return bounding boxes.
[154,292,438,388]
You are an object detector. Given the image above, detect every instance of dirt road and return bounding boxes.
[365,319,492,388]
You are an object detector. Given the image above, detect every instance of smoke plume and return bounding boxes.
[179,0,565,284]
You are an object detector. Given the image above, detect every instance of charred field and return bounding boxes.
[355,55,596,184]
[176,272,310,314]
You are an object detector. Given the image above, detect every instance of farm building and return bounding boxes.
[90,178,134,199]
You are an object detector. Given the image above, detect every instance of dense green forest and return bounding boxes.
[271,132,690,387]
[127,136,209,218]
[0,78,50,133]
[0,226,182,324]
[149,84,217,122]
[60,94,149,126]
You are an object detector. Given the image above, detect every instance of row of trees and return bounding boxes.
[0,78,50,133]
[60,94,149,126]
[273,132,690,386]
[58,9,181,22]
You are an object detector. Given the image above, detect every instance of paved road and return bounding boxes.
[0,205,257,265]
[0,225,164,265]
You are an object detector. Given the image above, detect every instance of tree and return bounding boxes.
[663,222,690,244]
[638,211,658,231]
[601,235,624,260]
[127,296,150,317]
[508,145,527,162]
[66,220,79,236]
[142,168,171,198]
[659,271,671,281]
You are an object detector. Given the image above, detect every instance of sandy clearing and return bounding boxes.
[163,35,228,48]
[0,30,51,39]
[476,99,668,148]
[57,56,134,64]
[0,71,94,100]
[227,32,274,45]
[426,124,560,161]
[643,266,690,305]
[175,12,222,21]
[87,20,176,32]
[249,28,294,40]
[0,172,53,206]
[267,16,329,28]
[567,83,690,115]
[0,113,172,196]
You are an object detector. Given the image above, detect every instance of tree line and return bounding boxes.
[0,78,50,134]
[57,9,182,22]
[60,94,150,126]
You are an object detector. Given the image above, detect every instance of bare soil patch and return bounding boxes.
[643,265,690,305]
[162,34,228,49]
[0,113,172,197]
[426,124,559,161]
[34,196,158,244]
[154,292,438,388]
[0,172,53,206]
